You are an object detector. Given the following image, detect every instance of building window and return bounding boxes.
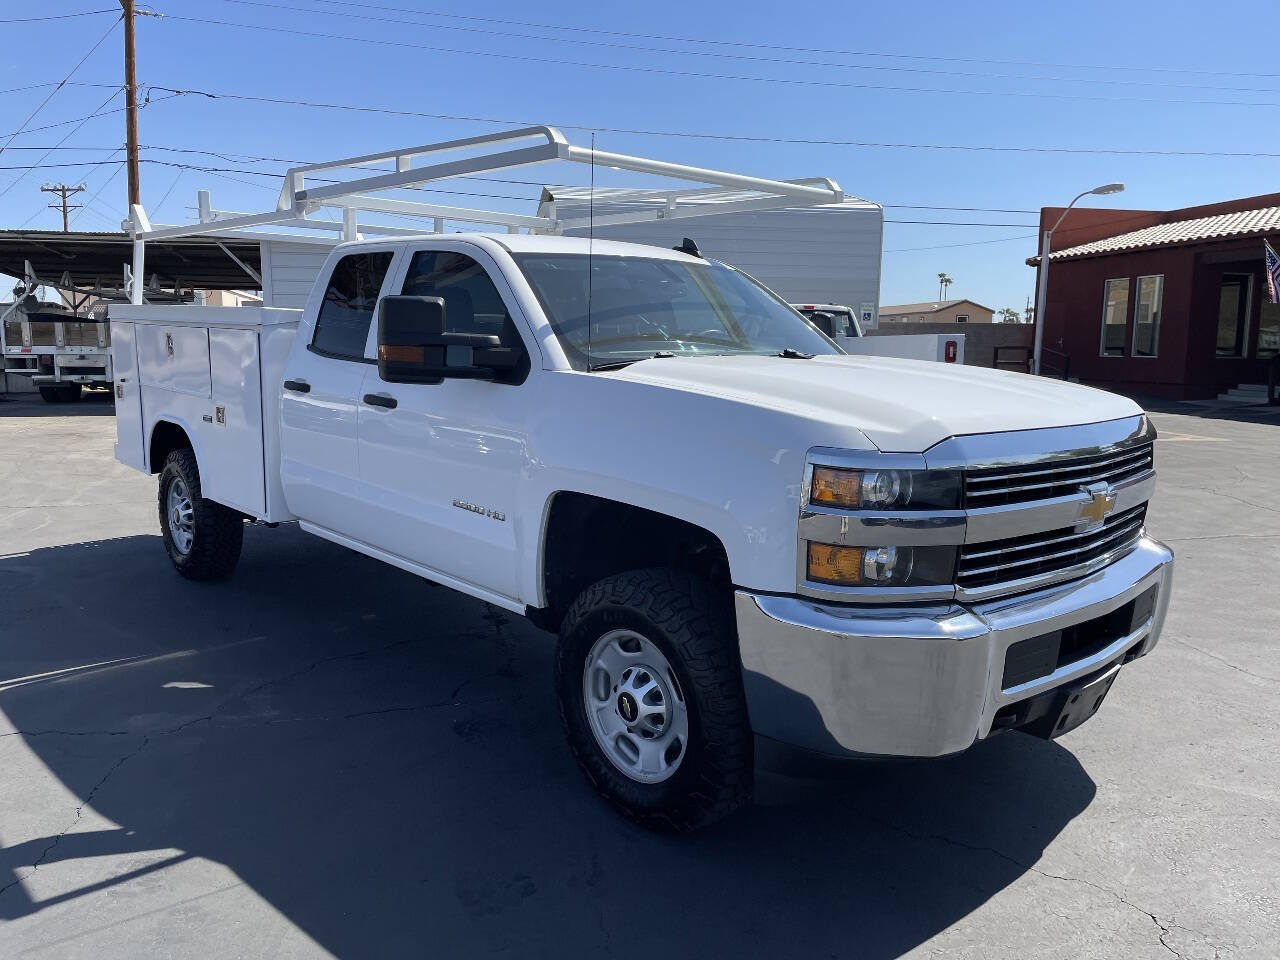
[956,314,969,323]
[1100,278,1130,356]
[1133,275,1163,357]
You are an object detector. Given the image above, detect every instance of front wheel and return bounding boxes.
[158,448,243,580]
[556,568,753,832]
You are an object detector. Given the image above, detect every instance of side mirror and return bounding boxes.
[378,295,520,384]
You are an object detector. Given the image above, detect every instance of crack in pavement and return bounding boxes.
[1166,636,1280,684]
[859,810,1222,960]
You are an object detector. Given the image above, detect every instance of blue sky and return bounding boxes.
[1,0,1277,313]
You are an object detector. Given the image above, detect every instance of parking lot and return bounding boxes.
[0,394,1277,959]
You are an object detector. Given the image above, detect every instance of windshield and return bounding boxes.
[512,253,839,370]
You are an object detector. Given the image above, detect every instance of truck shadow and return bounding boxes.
[0,528,1096,958]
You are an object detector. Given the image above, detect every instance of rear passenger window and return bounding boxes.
[401,250,517,345]
[311,251,394,360]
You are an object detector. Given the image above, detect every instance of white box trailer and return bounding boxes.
[110,305,300,521]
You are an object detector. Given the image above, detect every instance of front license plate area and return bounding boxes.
[1050,664,1121,738]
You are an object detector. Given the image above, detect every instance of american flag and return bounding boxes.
[1267,239,1280,305]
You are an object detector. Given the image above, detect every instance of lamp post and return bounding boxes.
[1032,182,1125,374]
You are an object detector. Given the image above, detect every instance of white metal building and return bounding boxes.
[540,188,884,327]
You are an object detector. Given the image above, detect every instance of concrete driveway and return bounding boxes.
[0,394,1276,959]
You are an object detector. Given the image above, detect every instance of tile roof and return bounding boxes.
[1049,205,1280,261]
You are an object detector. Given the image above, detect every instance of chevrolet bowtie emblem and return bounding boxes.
[1077,482,1116,530]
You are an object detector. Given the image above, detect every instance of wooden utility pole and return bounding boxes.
[41,183,86,231]
[120,0,140,208]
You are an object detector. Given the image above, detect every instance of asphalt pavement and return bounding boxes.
[0,392,1276,959]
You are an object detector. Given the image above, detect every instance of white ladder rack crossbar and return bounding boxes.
[126,125,844,303]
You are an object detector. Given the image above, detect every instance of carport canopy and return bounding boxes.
[0,229,263,293]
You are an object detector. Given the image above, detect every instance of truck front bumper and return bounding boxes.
[736,535,1173,758]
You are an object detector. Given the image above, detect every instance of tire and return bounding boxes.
[38,386,62,403]
[157,447,244,580]
[556,568,753,832]
[59,384,82,402]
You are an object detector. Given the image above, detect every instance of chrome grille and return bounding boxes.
[957,503,1147,591]
[964,442,1154,509]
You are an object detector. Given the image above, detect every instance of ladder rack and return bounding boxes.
[126,125,844,304]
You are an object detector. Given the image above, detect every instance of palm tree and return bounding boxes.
[937,273,953,301]
[999,307,1021,324]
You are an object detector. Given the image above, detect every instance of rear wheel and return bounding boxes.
[59,384,81,402]
[38,386,62,403]
[158,448,243,580]
[556,568,752,832]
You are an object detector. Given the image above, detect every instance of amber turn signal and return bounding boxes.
[806,543,864,585]
[810,466,861,508]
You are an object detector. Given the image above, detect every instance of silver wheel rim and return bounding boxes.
[582,629,689,784]
[166,477,194,555]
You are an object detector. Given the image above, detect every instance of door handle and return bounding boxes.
[363,393,398,409]
[283,379,311,393]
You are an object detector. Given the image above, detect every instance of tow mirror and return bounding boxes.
[377,295,520,384]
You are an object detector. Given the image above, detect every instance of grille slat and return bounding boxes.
[965,441,1154,509]
[957,504,1147,591]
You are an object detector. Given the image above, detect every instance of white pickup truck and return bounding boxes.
[110,229,1174,830]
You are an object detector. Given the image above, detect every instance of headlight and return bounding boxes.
[809,466,960,511]
[806,543,957,587]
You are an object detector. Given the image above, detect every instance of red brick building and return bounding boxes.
[1030,193,1280,399]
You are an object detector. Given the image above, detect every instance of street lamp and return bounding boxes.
[1032,182,1125,374]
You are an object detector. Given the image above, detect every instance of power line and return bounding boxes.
[0,16,121,159]
[147,85,1280,159]
[275,0,1280,82]
[155,15,1280,108]
[210,0,1280,96]
[0,10,120,24]
[0,88,176,142]
[882,234,1037,253]
[0,87,123,201]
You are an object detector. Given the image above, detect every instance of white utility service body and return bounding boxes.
[109,127,1174,830]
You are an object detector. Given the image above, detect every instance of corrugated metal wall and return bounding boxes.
[556,201,883,320]
[261,240,333,309]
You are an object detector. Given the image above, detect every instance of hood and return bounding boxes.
[609,354,1141,452]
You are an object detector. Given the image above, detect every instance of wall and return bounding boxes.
[261,240,334,309]
[560,202,884,316]
[881,302,994,324]
[866,320,1032,368]
[1041,240,1275,399]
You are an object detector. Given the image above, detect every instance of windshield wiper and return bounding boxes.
[589,351,675,372]
[776,347,814,359]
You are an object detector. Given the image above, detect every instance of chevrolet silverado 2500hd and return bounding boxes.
[110,231,1173,830]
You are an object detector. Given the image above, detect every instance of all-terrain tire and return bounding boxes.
[158,447,244,580]
[556,568,753,832]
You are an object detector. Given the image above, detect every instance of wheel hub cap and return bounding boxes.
[583,629,688,784]
[166,478,194,556]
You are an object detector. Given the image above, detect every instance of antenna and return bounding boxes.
[586,131,595,371]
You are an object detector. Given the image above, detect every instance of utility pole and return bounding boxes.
[120,0,140,208]
[41,183,86,231]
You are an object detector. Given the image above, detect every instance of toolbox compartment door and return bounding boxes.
[110,320,146,470]
[137,324,211,397]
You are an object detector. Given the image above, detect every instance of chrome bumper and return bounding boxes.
[736,535,1174,758]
